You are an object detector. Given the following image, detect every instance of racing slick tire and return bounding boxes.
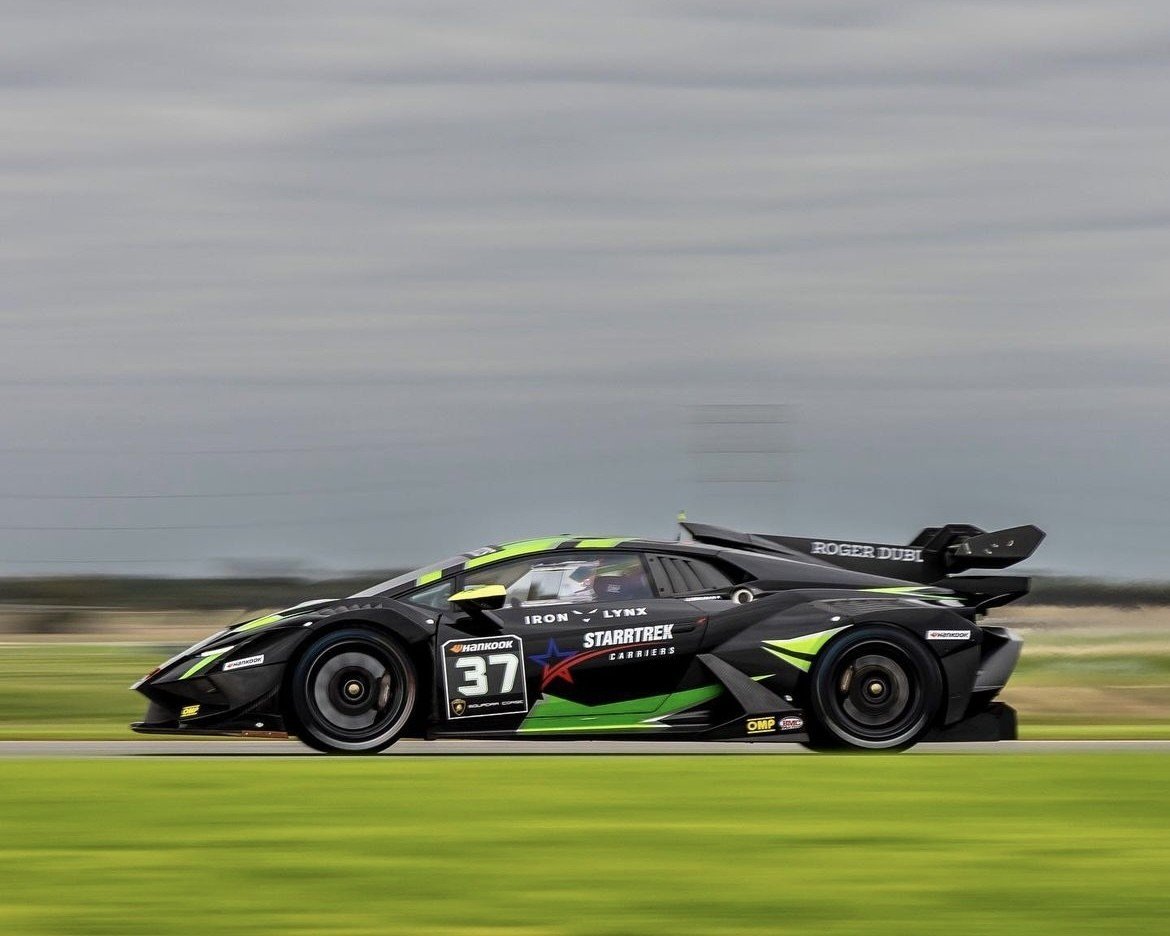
[289,626,417,754]
[805,625,942,752]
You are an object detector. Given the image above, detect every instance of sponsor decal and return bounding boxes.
[810,541,922,563]
[746,716,777,735]
[523,605,650,626]
[449,639,516,654]
[600,607,649,618]
[583,624,674,649]
[780,716,804,731]
[528,624,678,690]
[441,635,529,720]
[180,704,200,718]
[608,647,674,661]
[927,629,971,641]
[523,613,570,625]
[223,654,265,672]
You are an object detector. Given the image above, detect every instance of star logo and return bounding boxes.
[528,639,579,687]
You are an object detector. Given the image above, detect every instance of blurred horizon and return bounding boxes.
[3,2,1170,577]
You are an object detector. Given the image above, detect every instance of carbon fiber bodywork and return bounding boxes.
[132,523,1039,750]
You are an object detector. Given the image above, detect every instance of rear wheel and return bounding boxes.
[289,627,416,754]
[806,625,942,751]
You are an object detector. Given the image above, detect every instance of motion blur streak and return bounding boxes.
[3,2,1170,574]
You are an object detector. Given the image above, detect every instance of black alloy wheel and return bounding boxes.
[807,625,942,751]
[290,627,416,754]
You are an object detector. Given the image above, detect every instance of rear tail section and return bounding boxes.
[681,521,1045,587]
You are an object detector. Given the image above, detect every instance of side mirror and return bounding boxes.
[449,584,507,613]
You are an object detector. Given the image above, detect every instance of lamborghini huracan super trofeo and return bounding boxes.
[131,520,1044,752]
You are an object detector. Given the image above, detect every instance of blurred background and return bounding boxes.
[2,9,1169,934]
[3,0,1170,581]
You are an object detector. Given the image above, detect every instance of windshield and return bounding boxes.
[349,554,471,598]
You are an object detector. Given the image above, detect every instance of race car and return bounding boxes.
[131,519,1044,752]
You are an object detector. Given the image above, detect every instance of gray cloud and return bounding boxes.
[1,1,1169,575]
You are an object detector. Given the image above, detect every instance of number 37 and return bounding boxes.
[454,653,519,697]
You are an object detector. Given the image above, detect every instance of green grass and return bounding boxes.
[0,755,1167,934]
[1019,723,1170,739]
[1014,653,1170,684]
[0,644,169,739]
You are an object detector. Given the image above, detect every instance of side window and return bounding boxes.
[646,555,734,596]
[403,579,455,611]
[463,552,652,609]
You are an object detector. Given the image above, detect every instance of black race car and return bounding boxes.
[131,520,1044,752]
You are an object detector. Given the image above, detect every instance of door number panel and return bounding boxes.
[441,635,529,719]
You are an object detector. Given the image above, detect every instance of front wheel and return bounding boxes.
[289,627,417,754]
[806,625,942,751]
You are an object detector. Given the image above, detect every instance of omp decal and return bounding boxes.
[416,569,442,586]
[179,647,233,680]
[180,704,200,718]
[518,684,723,733]
[236,613,283,633]
[761,626,849,673]
[927,629,971,641]
[746,714,804,734]
[223,654,265,672]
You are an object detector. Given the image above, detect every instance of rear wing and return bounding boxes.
[681,521,1045,586]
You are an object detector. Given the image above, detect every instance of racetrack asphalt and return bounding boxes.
[1,739,1169,757]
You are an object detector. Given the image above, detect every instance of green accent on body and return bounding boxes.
[461,535,632,571]
[518,684,723,733]
[762,626,849,673]
[416,569,442,586]
[450,584,506,603]
[179,648,231,680]
[464,537,570,570]
[235,613,283,633]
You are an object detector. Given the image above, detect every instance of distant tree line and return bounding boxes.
[1023,577,1170,607]
[0,572,404,611]
[1,572,1170,610]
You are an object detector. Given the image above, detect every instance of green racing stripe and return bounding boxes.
[518,685,722,733]
[463,535,633,571]
[464,537,570,570]
[761,626,849,673]
[235,613,284,633]
[179,648,232,680]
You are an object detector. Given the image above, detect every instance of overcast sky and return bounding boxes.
[2,1,1169,578]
